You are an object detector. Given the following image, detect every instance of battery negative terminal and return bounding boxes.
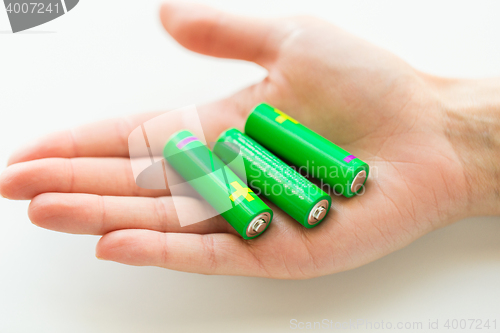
[350,170,367,193]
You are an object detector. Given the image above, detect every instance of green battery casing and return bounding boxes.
[163,130,273,239]
[214,129,331,228]
[245,103,369,198]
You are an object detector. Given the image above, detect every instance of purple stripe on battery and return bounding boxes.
[343,155,357,163]
[177,136,198,149]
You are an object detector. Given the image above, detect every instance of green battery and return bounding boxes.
[163,130,272,239]
[245,103,369,198]
[214,128,331,228]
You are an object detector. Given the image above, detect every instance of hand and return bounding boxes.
[1,2,499,278]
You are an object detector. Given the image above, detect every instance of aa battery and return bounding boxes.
[163,130,272,239]
[214,128,331,228]
[245,103,369,198]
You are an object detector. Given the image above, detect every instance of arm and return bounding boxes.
[433,77,500,216]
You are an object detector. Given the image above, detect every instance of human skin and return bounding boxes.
[0,2,499,279]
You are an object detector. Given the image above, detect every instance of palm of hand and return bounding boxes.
[222,20,468,277]
[0,4,469,278]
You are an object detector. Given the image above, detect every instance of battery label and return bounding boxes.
[274,109,299,124]
[229,181,255,202]
[176,136,198,149]
[232,133,315,201]
[343,155,357,163]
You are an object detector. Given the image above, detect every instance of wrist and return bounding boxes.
[432,77,500,216]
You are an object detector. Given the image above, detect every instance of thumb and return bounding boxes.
[160,2,293,68]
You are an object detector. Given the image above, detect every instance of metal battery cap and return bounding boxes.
[246,212,271,237]
[308,199,329,225]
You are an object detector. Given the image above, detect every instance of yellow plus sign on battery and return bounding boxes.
[229,181,254,202]
[274,109,299,124]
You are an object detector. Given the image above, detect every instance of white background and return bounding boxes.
[1,1,499,332]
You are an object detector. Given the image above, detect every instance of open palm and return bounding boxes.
[0,2,470,278]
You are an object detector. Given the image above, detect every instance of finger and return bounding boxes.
[160,1,293,67]
[7,111,162,166]
[96,229,271,276]
[0,157,169,200]
[28,193,237,235]
[7,88,265,165]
